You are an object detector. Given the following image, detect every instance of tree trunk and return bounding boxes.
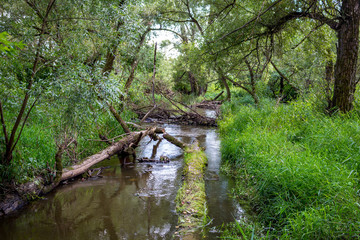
[329,0,360,112]
[217,68,231,101]
[108,104,131,133]
[102,47,116,76]
[60,131,144,181]
[325,60,334,104]
[59,127,195,182]
[188,71,199,95]
[245,59,259,105]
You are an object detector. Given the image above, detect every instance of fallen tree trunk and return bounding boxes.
[163,133,189,149]
[175,141,208,238]
[61,127,163,182]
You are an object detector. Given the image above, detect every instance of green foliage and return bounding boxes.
[267,72,298,102]
[172,43,209,95]
[0,32,24,56]
[219,96,360,238]
[0,0,154,184]
[221,219,265,240]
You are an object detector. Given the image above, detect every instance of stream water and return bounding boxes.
[0,122,245,240]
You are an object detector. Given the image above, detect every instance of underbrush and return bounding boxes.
[219,97,360,239]
[0,108,136,185]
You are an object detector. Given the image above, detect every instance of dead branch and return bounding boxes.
[212,91,224,101]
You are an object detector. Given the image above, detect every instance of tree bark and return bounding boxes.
[188,71,199,95]
[245,59,259,105]
[325,60,334,104]
[60,131,144,181]
[217,68,231,101]
[163,133,189,149]
[107,103,131,134]
[329,0,360,112]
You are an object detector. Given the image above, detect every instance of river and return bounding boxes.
[0,123,244,239]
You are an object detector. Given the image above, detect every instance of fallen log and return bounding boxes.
[163,133,190,149]
[175,141,208,238]
[194,100,222,110]
[60,127,163,182]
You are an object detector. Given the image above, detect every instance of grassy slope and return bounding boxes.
[219,98,360,239]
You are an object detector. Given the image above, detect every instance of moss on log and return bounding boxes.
[175,142,208,238]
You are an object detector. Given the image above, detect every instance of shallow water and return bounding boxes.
[0,123,244,240]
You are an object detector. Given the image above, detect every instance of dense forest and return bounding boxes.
[1,0,360,239]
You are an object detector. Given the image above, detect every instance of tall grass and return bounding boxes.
[219,98,360,239]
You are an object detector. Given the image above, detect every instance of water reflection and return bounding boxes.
[0,120,244,240]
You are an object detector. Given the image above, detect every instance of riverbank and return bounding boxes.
[219,98,360,239]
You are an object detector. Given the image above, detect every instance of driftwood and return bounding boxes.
[59,126,198,182]
[163,133,190,149]
[137,106,217,126]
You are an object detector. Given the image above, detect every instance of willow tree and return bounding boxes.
[0,0,155,166]
[208,0,359,112]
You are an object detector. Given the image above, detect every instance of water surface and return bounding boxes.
[0,123,244,239]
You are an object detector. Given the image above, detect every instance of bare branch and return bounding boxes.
[270,60,299,91]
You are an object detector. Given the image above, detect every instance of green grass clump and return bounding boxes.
[219,98,360,239]
[176,145,208,236]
